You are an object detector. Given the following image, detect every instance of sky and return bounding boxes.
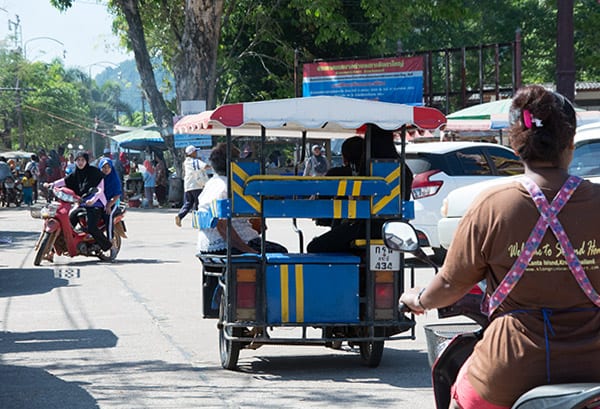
[0,0,133,76]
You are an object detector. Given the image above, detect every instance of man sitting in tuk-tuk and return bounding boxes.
[307,127,413,253]
[196,143,288,255]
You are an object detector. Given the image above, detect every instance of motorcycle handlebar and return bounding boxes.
[398,302,412,314]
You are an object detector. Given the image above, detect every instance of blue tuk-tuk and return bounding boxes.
[174,96,446,370]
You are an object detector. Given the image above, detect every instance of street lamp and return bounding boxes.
[23,36,66,60]
[86,61,120,80]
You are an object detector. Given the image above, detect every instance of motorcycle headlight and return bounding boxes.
[40,203,58,218]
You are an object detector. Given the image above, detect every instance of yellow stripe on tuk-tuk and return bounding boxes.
[279,264,305,323]
[280,265,289,322]
[231,162,261,213]
[295,265,304,323]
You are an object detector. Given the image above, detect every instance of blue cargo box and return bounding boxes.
[264,253,360,324]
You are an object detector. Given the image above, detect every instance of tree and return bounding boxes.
[0,50,92,150]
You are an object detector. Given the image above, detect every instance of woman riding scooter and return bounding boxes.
[44,151,114,255]
[401,85,600,408]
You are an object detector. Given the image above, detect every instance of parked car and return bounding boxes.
[404,141,523,262]
[438,121,600,250]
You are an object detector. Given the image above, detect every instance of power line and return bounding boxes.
[23,104,111,138]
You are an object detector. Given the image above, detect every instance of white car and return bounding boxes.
[404,141,523,262]
[438,122,600,249]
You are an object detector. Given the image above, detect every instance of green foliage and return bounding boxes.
[15,0,600,150]
[0,47,135,151]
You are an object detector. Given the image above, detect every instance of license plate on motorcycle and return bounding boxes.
[370,245,400,271]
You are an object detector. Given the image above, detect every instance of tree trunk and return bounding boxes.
[114,0,183,174]
[175,0,224,110]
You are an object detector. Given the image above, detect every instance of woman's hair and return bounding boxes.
[508,85,576,165]
[341,136,364,174]
[209,142,240,175]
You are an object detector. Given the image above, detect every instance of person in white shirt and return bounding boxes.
[196,143,287,254]
[175,145,210,227]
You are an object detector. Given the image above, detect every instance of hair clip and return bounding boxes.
[522,109,543,128]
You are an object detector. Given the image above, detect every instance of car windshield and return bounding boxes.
[569,140,600,177]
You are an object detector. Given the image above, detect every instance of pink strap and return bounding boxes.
[484,175,599,316]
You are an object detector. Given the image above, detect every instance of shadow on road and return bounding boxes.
[0,230,39,250]
[0,364,99,409]
[0,329,118,353]
[237,346,431,388]
[0,268,68,297]
[45,258,180,267]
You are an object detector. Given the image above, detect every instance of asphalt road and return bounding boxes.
[0,205,459,409]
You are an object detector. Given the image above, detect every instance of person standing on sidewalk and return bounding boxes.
[302,144,329,176]
[175,145,209,227]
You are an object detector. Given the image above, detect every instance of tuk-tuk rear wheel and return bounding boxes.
[359,327,385,367]
[359,340,384,367]
[219,297,242,370]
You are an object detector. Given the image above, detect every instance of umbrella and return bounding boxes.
[446,99,512,131]
[111,125,167,151]
[447,99,600,130]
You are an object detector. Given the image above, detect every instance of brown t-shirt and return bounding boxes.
[441,176,600,406]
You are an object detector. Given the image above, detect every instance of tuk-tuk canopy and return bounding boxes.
[174,96,446,138]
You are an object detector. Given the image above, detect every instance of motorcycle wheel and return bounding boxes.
[97,233,121,261]
[34,232,55,266]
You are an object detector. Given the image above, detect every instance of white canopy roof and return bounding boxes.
[174,96,447,139]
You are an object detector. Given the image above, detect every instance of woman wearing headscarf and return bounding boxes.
[44,151,113,252]
[142,159,156,208]
[99,157,123,244]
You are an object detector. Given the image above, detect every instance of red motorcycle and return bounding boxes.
[32,186,127,265]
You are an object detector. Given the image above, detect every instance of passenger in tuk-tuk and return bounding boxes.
[196,143,288,255]
[307,126,413,253]
[314,136,364,229]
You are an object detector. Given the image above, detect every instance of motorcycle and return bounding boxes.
[382,220,600,409]
[1,175,23,207]
[32,186,127,265]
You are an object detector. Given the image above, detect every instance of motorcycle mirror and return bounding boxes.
[382,221,419,252]
[382,221,438,269]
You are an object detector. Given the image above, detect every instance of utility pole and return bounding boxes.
[15,79,24,149]
[556,0,575,101]
[0,83,34,149]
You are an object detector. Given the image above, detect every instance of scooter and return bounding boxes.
[1,175,22,207]
[382,220,600,409]
[32,186,127,265]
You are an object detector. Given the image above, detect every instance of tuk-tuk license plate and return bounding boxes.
[370,245,400,271]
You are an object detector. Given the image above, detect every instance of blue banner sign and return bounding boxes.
[302,56,424,105]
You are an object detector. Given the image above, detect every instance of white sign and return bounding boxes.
[181,100,206,115]
[370,245,400,271]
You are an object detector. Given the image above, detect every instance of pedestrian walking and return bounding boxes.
[175,145,209,227]
[142,159,156,208]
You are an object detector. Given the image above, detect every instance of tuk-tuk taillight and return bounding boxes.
[236,268,257,320]
[375,271,394,319]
